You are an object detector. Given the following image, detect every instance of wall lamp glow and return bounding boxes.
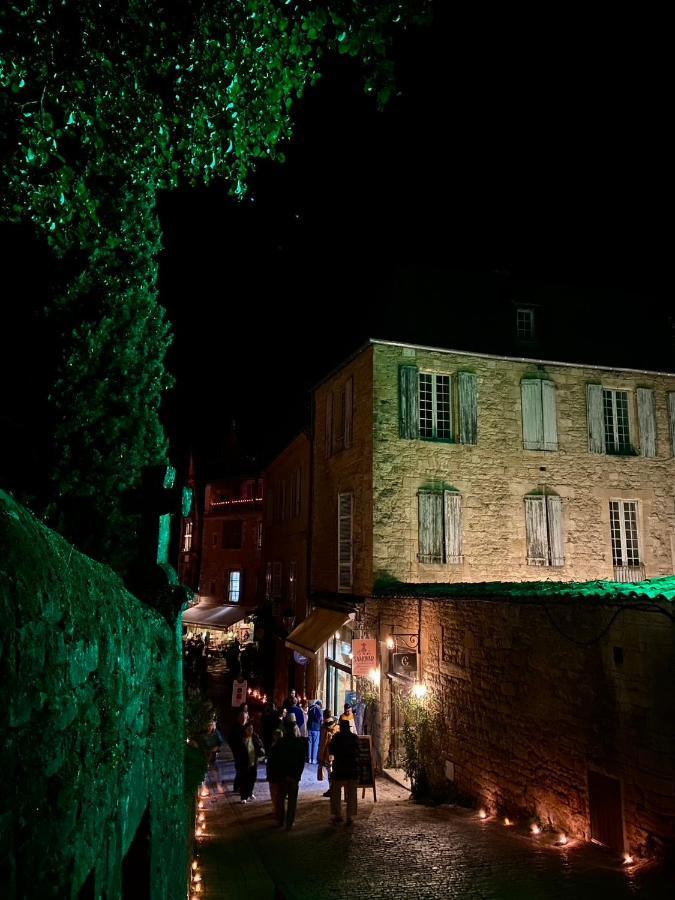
[412,682,427,699]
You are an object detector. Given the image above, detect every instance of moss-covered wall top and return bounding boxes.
[0,490,186,899]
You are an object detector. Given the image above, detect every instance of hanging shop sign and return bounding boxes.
[391,651,417,678]
[352,639,378,676]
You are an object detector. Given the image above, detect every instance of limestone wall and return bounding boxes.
[372,342,675,585]
[366,593,675,857]
[0,491,186,899]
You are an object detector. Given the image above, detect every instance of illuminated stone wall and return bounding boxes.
[0,490,186,899]
[366,594,675,858]
[372,341,675,584]
[311,346,374,597]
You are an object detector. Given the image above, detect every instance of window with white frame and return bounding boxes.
[288,560,297,604]
[588,384,657,456]
[400,365,477,444]
[338,493,353,591]
[516,308,535,342]
[603,389,631,453]
[228,570,241,603]
[524,493,565,566]
[419,373,452,439]
[609,501,642,578]
[418,490,463,564]
[182,521,193,552]
[272,561,282,598]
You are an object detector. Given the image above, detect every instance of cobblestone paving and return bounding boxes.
[192,750,673,900]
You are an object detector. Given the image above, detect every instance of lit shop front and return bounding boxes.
[285,606,355,710]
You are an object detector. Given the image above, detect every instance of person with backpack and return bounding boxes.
[307,700,323,764]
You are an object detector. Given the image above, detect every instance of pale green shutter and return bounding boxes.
[444,491,463,564]
[546,495,565,566]
[344,376,354,449]
[636,388,656,458]
[338,493,353,591]
[458,372,478,444]
[669,393,675,456]
[542,380,559,451]
[399,365,419,439]
[521,379,544,449]
[586,384,605,453]
[418,492,444,563]
[325,393,333,458]
[524,496,548,565]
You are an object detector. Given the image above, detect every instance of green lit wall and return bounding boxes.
[0,490,186,899]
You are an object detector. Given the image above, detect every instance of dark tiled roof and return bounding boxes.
[373,576,675,604]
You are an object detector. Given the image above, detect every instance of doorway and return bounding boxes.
[588,769,625,853]
[122,807,151,899]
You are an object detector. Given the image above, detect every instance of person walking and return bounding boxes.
[307,700,323,765]
[317,708,339,797]
[227,709,249,793]
[267,713,306,830]
[329,719,359,825]
[236,722,264,803]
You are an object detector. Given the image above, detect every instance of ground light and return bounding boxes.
[478,808,487,820]
[530,824,541,835]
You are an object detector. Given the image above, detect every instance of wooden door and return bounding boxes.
[588,770,624,853]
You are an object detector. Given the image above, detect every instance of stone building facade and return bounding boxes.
[262,431,312,702]
[199,475,264,609]
[305,338,675,857]
[313,339,675,593]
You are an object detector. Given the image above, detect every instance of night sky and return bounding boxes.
[3,4,672,474]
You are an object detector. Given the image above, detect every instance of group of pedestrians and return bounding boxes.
[223,697,362,830]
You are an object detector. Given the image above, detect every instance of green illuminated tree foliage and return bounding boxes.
[0,1,429,572]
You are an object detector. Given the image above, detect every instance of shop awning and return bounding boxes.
[182,602,250,631]
[285,607,352,657]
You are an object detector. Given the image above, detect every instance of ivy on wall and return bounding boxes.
[0,0,430,571]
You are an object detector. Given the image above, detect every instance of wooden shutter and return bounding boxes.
[521,379,544,449]
[636,388,656,457]
[546,495,565,566]
[586,384,605,453]
[524,496,548,565]
[344,376,353,449]
[444,491,463,564]
[418,492,444,563]
[399,365,419,439]
[669,393,675,456]
[325,392,333,458]
[458,372,478,444]
[338,493,353,592]
[542,380,559,451]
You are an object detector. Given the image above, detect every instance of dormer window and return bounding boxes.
[516,307,536,343]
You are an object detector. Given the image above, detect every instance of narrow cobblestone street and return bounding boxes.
[191,747,673,900]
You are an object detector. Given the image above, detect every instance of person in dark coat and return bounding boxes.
[329,718,360,824]
[266,714,306,830]
[236,722,264,802]
[307,700,323,765]
[227,709,249,793]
